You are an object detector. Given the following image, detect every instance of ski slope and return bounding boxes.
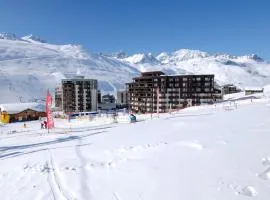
[0,35,139,103]
[1,97,270,199]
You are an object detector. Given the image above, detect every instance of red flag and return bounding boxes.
[46,90,54,129]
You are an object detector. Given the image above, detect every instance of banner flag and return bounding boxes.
[46,90,54,129]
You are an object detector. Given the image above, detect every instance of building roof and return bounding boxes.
[141,71,165,76]
[244,87,264,91]
[222,84,236,87]
[162,74,214,77]
[0,103,46,114]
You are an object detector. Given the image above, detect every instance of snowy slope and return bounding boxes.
[0,33,139,103]
[0,98,270,199]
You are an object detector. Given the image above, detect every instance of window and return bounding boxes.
[182,93,187,97]
[196,77,201,81]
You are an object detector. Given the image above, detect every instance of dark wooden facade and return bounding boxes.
[9,109,46,123]
[126,71,215,113]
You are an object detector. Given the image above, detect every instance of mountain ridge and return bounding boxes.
[0,32,270,103]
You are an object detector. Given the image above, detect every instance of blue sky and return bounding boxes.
[0,0,269,59]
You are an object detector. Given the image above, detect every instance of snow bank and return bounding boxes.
[263,84,270,97]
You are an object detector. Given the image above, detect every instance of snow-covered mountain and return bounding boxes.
[0,33,139,103]
[1,32,270,103]
[120,49,270,87]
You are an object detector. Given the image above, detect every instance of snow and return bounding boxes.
[263,85,270,97]
[244,87,264,91]
[122,49,270,89]
[1,34,270,103]
[223,92,246,100]
[0,36,140,103]
[123,53,159,65]
[1,97,270,199]
[21,34,47,43]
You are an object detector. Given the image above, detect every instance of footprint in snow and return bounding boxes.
[237,186,257,197]
[257,167,270,180]
[262,157,270,166]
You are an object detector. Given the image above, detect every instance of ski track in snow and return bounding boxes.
[46,150,76,200]
[0,125,114,161]
[85,140,205,169]
[113,192,121,200]
[0,54,59,63]
[75,138,93,200]
[1,99,270,199]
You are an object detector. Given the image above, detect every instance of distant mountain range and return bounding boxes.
[0,32,270,103]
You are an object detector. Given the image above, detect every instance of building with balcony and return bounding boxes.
[56,76,98,113]
[126,71,216,113]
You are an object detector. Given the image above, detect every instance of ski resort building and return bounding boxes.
[126,71,216,113]
[57,76,98,113]
[222,84,241,94]
[244,87,264,95]
[116,90,128,108]
[55,86,62,108]
[0,103,46,123]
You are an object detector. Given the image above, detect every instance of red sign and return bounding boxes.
[46,90,54,129]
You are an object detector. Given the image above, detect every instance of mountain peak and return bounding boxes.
[156,49,210,64]
[0,32,18,41]
[172,49,209,60]
[248,54,264,62]
[21,34,47,43]
[100,51,127,59]
[123,53,160,64]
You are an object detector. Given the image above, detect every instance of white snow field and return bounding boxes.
[1,98,270,200]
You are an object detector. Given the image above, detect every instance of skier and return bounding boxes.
[41,122,44,129]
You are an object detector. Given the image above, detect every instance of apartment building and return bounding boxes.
[57,76,98,113]
[126,71,215,113]
[117,90,128,106]
[55,86,62,108]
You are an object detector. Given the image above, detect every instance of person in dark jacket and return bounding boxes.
[43,121,47,129]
